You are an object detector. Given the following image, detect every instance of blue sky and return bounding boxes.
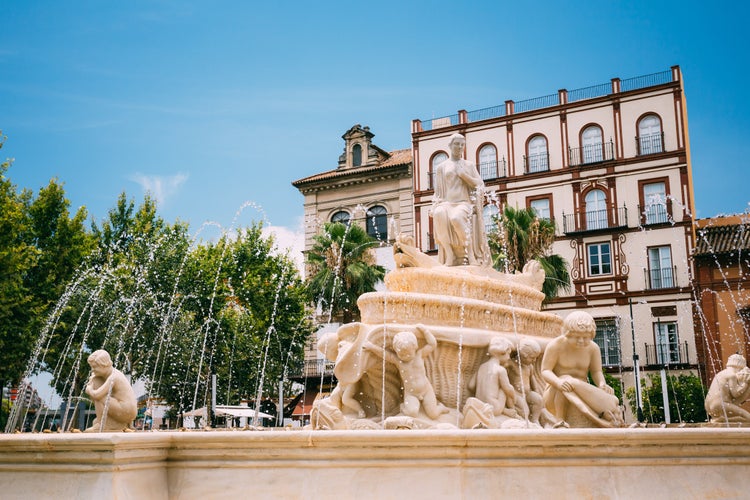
[2,1,749,253]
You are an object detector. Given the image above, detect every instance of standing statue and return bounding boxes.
[705,353,750,425]
[541,311,623,428]
[432,133,492,267]
[84,350,137,432]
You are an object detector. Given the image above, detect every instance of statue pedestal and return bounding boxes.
[2,428,749,498]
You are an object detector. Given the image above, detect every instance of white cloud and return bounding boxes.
[262,219,306,277]
[130,172,189,207]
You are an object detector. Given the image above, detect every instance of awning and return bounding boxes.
[181,406,273,419]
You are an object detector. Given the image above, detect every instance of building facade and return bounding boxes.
[411,66,698,418]
[693,215,750,383]
[291,125,413,421]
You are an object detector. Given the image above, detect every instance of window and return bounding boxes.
[366,205,388,241]
[429,152,448,190]
[642,181,667,224]
[654,321,680,364]
[478,144,498,180]
[637,114,663,155]
[529,198,551,220]
[526,135,549,173]
[594,318,620,366]
[483,204,500,234]
[584,189,608,230]
[582,125,604,164]
[331,211,350,226]
[648,246,674,289]
[352,144,362,167]
[587,242,612,276]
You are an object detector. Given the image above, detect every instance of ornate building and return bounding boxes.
[410,66,698,417]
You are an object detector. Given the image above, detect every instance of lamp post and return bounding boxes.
[629,298,644,421]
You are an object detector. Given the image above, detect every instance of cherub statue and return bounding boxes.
[470,336,518,420]
[84,350,137,432]
[316,327,366,418]
[541,311,623,428]
[507,338,555,426]
[364,324,448,420]
[705,353,750,425]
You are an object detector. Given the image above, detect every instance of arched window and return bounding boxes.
[483,204,500,234]
[331,211,350,226]
[637,114,663,155]
[526,135,548,173]
[478,144,498,180]
[582,125,603,164]
[366,205,388,241]
[352,144,362,167]
[429,152,448,190]
[585,189,608,230]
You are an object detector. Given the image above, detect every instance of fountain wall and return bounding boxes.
[1,429,749,499]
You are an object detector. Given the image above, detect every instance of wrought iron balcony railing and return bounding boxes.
[636,132,664,155]
[288,359,335,379]
[644,266,677,289]
[638,199,672,226]
[645,341,690,366]
[479,158,507,180]
[568,140,615,166]
[523,153,550,174]
[562,206,628,234]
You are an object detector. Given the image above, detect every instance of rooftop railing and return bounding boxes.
[415,67,678,131]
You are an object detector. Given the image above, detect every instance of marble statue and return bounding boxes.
[364,325,449,420]
[508,338,555,426]
[470,336,518,420]
[84,349,137,432]
[705,353,750,425]
[541,311,624,428]
[431,133,492,267]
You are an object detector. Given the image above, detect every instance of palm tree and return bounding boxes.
[306,222,386,323]
[488,205,570,301]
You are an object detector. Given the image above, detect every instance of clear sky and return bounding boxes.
[2,1,749,255]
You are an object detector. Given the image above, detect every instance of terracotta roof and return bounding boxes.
[292,148,412,187]
[694,224,750,256]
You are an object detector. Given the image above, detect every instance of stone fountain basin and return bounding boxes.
[1,428,748,499]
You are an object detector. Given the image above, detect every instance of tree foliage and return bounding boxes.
[625,372,708,423]
[487,205,571,301]
[305,222,385,323]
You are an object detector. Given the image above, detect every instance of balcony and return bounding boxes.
[288,359,335,379]
[644,266,677,289]
[523,153,550,174]
[568,140,615,166]
[636,132,664,156]
[645,341,690,366]
[479,158,507,180]
[562,206,628,234]
[638,199,672,226]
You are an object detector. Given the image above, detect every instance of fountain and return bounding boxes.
[1,182,749,497]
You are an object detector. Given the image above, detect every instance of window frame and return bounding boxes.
[647,245,674,289]
[330,210,351,226]
[653,321,680,365]
[594,317,621,367]
[477,143,498,180]
[525,134,549,173]
[482,203,500,234]
[637,113,664,155]
[583,188,609,231]
[581,124,604,164]
[638,177,671,225]
[429,151,448,191]
[352,143,362,167]
[366,205,388,241]
[527,194,553,221]
[587,241,612,277]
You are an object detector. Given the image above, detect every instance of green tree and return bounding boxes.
[488,205,570,301]
[305,222,386,323]
[625,372,708,423]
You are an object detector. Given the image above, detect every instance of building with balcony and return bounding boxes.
[411,66,698,417]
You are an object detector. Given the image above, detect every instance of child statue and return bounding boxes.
[84,349,137,432]
[705,353,750,425]
[541,311,623,428]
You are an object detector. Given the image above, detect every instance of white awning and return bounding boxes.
[181,406,273,419]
